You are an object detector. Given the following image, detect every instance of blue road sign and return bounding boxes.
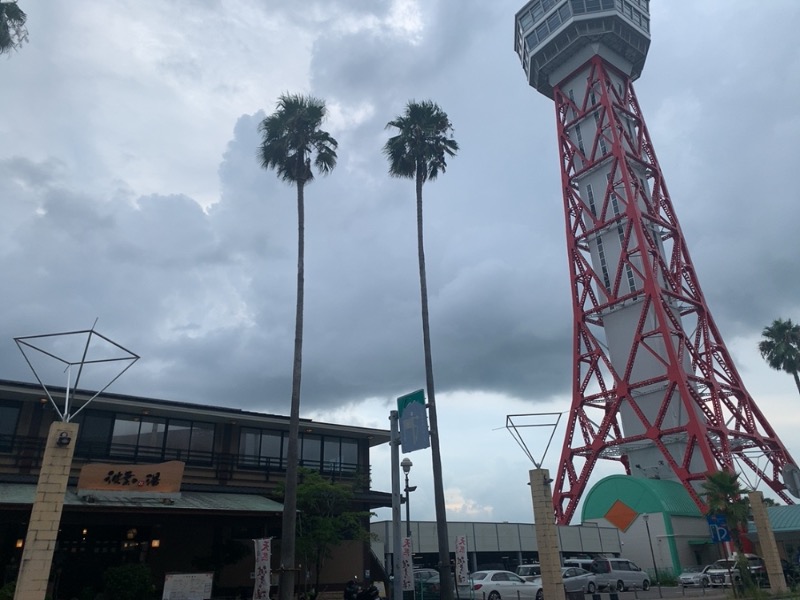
[397,389,430,453]
[707,514,731,543]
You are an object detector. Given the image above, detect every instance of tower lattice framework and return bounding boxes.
[550,55,796,525]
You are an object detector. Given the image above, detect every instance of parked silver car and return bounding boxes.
[529,567,599,599]
[679,565,712,588]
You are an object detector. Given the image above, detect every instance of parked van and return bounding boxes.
[563,558,594,571]
[590,557,651,591]
[515,564,541,581]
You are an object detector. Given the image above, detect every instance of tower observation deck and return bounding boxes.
[515,0,800,524]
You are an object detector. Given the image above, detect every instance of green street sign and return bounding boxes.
[397,389,429,453]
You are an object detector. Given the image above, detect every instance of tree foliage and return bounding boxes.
[103,564,155,600]
[277,469,373,591]
[384,100,459,184]
[0,1,28,56]
[758,318,800,395]
[258,93,338,186]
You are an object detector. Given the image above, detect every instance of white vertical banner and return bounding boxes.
[253,538,272,600]
[401,536,413,591]
[455,535,469,585]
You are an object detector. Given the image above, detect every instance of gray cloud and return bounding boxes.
[2,0,800,520]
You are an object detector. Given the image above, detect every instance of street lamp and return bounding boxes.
[642,514,662,598]
[401,458,417,542]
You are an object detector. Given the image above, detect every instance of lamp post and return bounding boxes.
[401,458,417,542]
[642,514,662,598]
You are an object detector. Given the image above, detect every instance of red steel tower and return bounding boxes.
[514,0,800,524]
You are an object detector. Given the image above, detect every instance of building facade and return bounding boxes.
[0,379,391,598]
[372,520,622,574]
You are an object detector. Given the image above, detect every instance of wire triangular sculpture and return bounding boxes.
[505,412,562,469]
[15,323,139,422]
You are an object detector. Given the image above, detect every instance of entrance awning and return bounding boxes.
[0,483,283,514]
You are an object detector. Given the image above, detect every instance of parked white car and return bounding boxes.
[707,554,766,587]
[468,570,539,600]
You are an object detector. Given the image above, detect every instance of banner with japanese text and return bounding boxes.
[455,535,469,585]
[401,536,413,591]
[253,538,272,600]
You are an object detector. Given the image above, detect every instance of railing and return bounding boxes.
[0,434,366,490]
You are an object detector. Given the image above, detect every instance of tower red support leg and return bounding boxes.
[552,57,796,525]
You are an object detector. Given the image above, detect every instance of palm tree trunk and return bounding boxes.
[415,168,454,600]
[793,370,800,396]
[279,178,305,600]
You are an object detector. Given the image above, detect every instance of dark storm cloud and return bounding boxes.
[1,1,799,426]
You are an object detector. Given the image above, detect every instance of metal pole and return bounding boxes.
[643,515,662,598]
[391,411,403,600]
[405,471,412,540]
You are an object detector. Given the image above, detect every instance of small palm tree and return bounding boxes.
[758,318,800,395]
[257,93,337,600]
[0,0,28,56]
[384,99,458,600]
[702,470,752,590]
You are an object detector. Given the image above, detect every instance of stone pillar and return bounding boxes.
[14,421,78,600]
[529,468,563,600]
[748,491,787,593]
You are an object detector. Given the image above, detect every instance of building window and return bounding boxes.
[596,236,611,291]
[586,184,597,217]
[575,123,585,154]
[238,428,285,470]
[0,401,21,452]
[594,112,607,154]
[75,410,215,465]
[301,434,322,469]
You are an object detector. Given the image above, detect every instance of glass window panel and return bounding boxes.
[535,22,549,41]
[301,434,321,466]
[260,431,282,467]
[323,437,340,465]
[0,402,20,451]
[190,422,215,455]
[138,417,166,448]
[525,31,538,49]
[76,411,113,456]
[520,12,534,29]
[239,428,261,465]
[165,420,192,452]
[340,439,358,472]
[111,416,141,446]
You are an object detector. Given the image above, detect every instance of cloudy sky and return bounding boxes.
[3,1,800,524]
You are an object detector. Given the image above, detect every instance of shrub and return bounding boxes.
[103,563,155,600]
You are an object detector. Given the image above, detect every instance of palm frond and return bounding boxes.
[0,0,29,56]
[257,93,338,185]
[383,99,459,183]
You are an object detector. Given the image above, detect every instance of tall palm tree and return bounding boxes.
[384,100,458,600]
[758,318,800,395]
[258,93,337,600]
[0,0,28,56]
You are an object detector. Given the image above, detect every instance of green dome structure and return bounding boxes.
[581,475,709,576]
